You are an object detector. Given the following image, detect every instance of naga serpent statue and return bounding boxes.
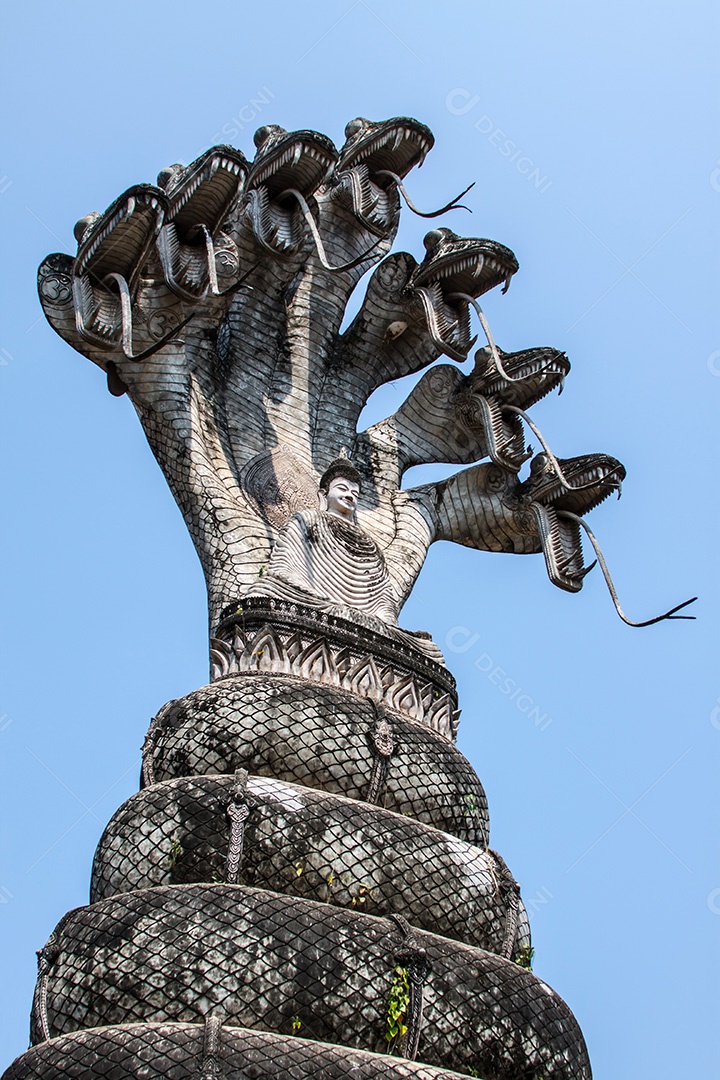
[35,116,694,634]
[2,116,695,1080]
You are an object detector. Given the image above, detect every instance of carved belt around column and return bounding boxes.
[388,913,430,1062]
[225,770,253,885]
[140,699,177,787]
[200,1015,224,1080]
[366,703,398,806]
[491,848,522,960]
[31,907,81,1043]
[32,940,57,1043]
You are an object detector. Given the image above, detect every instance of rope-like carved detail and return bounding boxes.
[31,904,84,1043]
[490,849,522,961]
[366,704,398,805]
[32,941,56,1043]
[200,1014,224,1080]
[388,913,431,1061]
[140,700,177,788]
[225,770,251,885]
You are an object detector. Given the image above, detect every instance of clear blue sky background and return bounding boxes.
[1,2,717,1076]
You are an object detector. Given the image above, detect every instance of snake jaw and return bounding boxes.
[339,116,434,177]
[471,346,571,408]
[516,453,626,591]
[333,117,434,235]
[244,127,338,255]
[406,229,519,362]
[527,502,586,592]
[155,146,248,300]
[519,453,626,515]
[70,184,169,353]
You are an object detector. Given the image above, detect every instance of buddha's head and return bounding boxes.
[319,456,362,522]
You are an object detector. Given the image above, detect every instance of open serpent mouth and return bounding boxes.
[472,345,570,407]
[248,126,337,198]
[454,346,571,471]
[335,117,473,235]
[156,146,248,299]
[74,185,167,291]
[408,228,519,361]
[244,126,337,255]
[71,185,170,356]
[521,452,626,515]
[513,449,695,624]
[70,154,250,359]
[516,453,625,593]
[159,146,248,240]
[340,116,434,178]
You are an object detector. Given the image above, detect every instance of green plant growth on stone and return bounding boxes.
[291,1015,302,1034]
[465,793,477,815]
[165,837,183,870]
[515,944,535,970]
[465,1069,482,1078]
[350,883,376,908]
[385,965,410,1053]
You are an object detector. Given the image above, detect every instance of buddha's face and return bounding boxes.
[324,477,359,520]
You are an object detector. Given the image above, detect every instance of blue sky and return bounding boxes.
[1,2,717,1076]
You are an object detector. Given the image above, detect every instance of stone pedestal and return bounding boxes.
[4,616,591,1079]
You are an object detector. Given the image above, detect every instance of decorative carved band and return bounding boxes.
[211,599,460,741]
[225,770,252,886]
[200,1016,225,1080]
[366,705,398,805]
[389,914,431,1062]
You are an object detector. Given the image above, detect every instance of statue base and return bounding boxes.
[211,598,459,740]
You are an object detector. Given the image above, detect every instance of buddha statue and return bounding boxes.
[242,455,443,663]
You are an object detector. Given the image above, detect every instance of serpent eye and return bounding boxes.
[472,347,491,376]
[73,212,100,243]
[530,453,549,475]
[156,164,183,190]
[423,228,447,252]
[344,118,365,140]
[254,125,284,149]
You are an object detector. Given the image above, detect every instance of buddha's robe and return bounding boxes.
[243,510,443,663]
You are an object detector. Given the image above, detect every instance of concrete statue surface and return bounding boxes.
[5,114,693,1080]
[37,118,692,641]
[243,455,444,662]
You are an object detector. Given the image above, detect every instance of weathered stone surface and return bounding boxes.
[141,674,489,845]
[32,885,590,1079]
[38,120,626,639]
[3,1023,472,1080]
[21,117,614,1080]
[91,773,528,957]
[212,599,459,738]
